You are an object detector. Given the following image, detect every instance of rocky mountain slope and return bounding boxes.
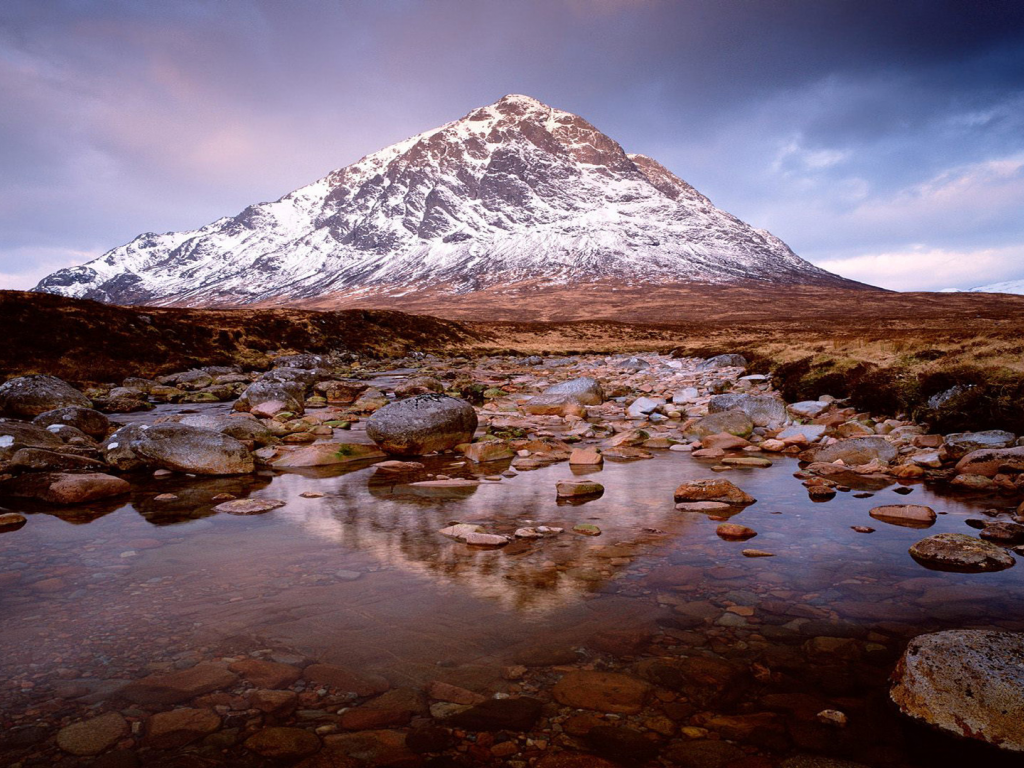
[35,94,859,306]
[971,279,1024,295]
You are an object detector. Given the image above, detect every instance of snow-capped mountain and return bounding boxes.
[970,279,1024,295]
[35,94,857,306]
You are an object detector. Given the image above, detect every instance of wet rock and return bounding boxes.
[250,689,300,717]
[544,376,605,405]
[0,511,27,531]
[955,446,1024,478]
[627,396,664,418]
[120,663,238,705]
[716,523,757,540]
[132,424,255,475]
[56,711,129,756]
[315,380,369,404]
[101,424,149,470]
[552,671,651,714]
[691,409,753,438]
[980,521,1024,543]
[145,707,221,749]
[0,419,65,460]
[742,548,774,557]
[662,739,745,768]
[573,523,602,536]
[236,380,306,416]
[393,376,444,398]
[869,505,936,528]
[891,629,1024,752]
[33,406,109,438]
[9,447,107,472]
[777,424,828,442]
[366,394,477,455]
[721,456,772,468]
[585,725,661,764]
[177,413,275,445]
[522,393,588,417]
[445,696,544,730]
[618,356,651,371]
[909,533,1015,573]
[0,472,129,504]
[98,387,152,413]
[788,401,831,419]
[698,354,746,370]
[0,375,91,418]
[709,394,787,427]
[270,442,385,467]
[942,430,1017,461]
[438,524,509,546]
[556,479,604,498]
[245,726,321,759]
[229,658,302,688]
[464,440,514,463]
[569,447,603,466]
[674,478,755,505]
[672,387,701,405]
[321,729,415,765]
[302,664,390,697]
[806,437,897,465]
[701,432,749,451]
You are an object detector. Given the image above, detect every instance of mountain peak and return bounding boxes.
[34,97,857,307]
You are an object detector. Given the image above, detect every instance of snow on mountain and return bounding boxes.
[970,279,1024,295]
[34,94,855,306]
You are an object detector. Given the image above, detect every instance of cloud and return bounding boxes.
[0,246,104,290]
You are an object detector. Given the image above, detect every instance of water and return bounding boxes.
[1,417,1022,764]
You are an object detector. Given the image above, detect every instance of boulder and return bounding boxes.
[145,708,221,749]
[0,472,130,504]
[777,424,827,443]
[101,423,149,471]
[788,401,831,419]
[463,440,514,463]
[269,442,385,467]
[869,505,936,528]
[626,397,664,419]
[556,479,604,498]
[672,387,700,405]
[120,663,239,705]
[178,413,275,446]
[98,387,152,413]
[394,376,445,398]
[891,630,1024,752]
[954,446,1024,478]
[552,671,651,714]
[56,712,129,756]
[617,356,650,371]
[0,419,65,460]
[522,393,587,417]
[236,380,305,416]
[569,448,603,466]
[33,407,109,438]
[131,424,255,475]
[806,437,897,465]
[9,448,107,472]
[674,478,755,505]
[909,533,1015,573]
[942,430,1016,461]
[698,354,747,370]
[366,394,478,456]
[544,377,604,405]
[691,409,753,438]
[0,375,91,418]
[315,380,369,404]
[709,394,787,427]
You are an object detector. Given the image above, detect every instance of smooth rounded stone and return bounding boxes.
[393,376,445,398]
[229,659,302,689]
[556,479,604,498]
[626,396,664,418]
[552,671,651,714]
[716,523,757,541]
[132,424,254,475]
[33,406,109,438]
[101,423,150,470]
[955,446,1024,478]
[0,472,130,504]
[674,478,755,505]
[742,549,775,557]
[807,436,897,465]
[463,440,514,463]
[145,708,221,749]
[9,447,106,472]
[236,380,306,416]
[269,442,384,467]
[544,376,605,405]
[522,393,588,417]
[0,419,65,459]
[0,375,91,418]
[909,533,1015,573]
[980,521,1024,543]
[777,424,828,442]
[569,447,603,466]
[56,711,129,756]
[572,523,602,536]
[177,413,274,445]
[721,456,772,468]
[445,697,544,731]
[709,394,787,427]
[675,501,732,513]
[672,387,701,405]
[514,526,562,538]
[244,726,321,759]
[691,409,753,438]
[808,485,837,501]
[943,430,1017,461]
[698,354,747,370]
[0,512,27,531]
[787,401,831,419]
[120,663,239,705]
[366,394,477,456]
[869,504,936,528]
[437,523,509,547]
[891,630,1024,752]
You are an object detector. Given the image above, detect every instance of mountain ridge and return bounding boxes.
[34,94,864,306]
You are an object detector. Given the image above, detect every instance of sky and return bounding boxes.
[1,0,1023,292]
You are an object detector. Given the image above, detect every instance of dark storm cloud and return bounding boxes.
[1,0,1023,290]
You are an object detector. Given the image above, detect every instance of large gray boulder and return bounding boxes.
[806,437,896,465]
[235,380,305,416]
[709,394,787,428]
[102,424,150,471]
[0,419,65,460]
[942,430,1016,461]
[177,414,275,446]
[891,630,1024,752]
[366,394,477,456]
[130,424,255,475]
[543,377,604,406]
[33,406,110,439]
[0,375,91,418]
[259,368,319,389]
[690,409,754,438]
[698,354,747,371]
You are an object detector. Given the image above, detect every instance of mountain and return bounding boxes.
[970,279,1024,295]
[34,94,861,307]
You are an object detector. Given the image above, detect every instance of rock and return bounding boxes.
[393,376,445,398]
[721,456,772,468]
[0,419,65,460]
[245,727,321,759]
[585,725,661,764]
[806,437,897,465]
[617,356,651,371]
[9,447,106,472]
[777,424,828,442]
[627,396,664,418]
[464,440,514,463]
[569,447,603,466]
[56,712,129,756]
[0,472,129,504]
[269,442,385,467]
[0,512,27,531]
[672,387,701,405]
[132,424,255,475]
[302,664,390,697]
[315,380,369,404]
[663,740,745,768]
[407,478,480,497]
[33,406,109,438]
[544,377,604,405]
[742,548,774,557]
[556,479,604,498]
[250,688,300,717]
[236,380,305,416]
[955,446,1024,478]
[322,729,416,765]
[535,755,620,768]
[438,524,510,547]
[145,708,221,749]
[909,533,1015,573]
[98,387,152,413]
[891,629,1024,752]
[522,393,588,417]
[674,478,755,505]
[0,375,91,417]
[699,354,747,370]
[691,409,753,438]
[446,697,544,730]
[942,430,1017,461]
[869,505,936,528]
[709,394,787,427]
[366,394,477,455]
[178,413,275,445]
[716,524,757,540]
[229,659,301,689]
[101,424,149,470]
[788,401,831,419]
[701,432,749,451]
[552,671,651,714]
[573,523,602,536]
[120,663,238,705]
[980,521,1024,543]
